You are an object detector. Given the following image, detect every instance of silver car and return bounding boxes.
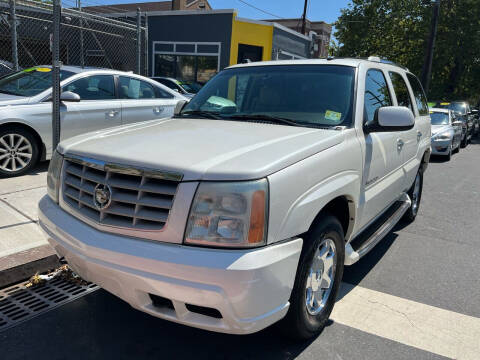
[430,108,462,160]
[0,66,187,177]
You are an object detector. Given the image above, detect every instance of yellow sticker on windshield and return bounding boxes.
[440,102,450,105]
[35,67,51,72]
[325,110,342,122]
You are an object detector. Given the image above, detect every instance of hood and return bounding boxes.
[431,124,451,136]
[59,118,344,181]
[0,93,30,106]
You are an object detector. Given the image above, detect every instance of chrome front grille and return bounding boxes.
[62,156,181,232]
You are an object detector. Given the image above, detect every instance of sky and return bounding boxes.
[207,0,350,24]
[93,0,351,25]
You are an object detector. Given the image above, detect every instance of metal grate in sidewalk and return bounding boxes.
[0,275,98,332]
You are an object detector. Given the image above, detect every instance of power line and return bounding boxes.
[236,0,282,19]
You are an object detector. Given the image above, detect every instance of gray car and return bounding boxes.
[430,108,462,160]
[0,66,187,177]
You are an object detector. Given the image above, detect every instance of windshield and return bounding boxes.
[180,65,356,128]
[0,67,74,97]
[430,112,449,125]
[179,81,202,94]
[436,102,467,115]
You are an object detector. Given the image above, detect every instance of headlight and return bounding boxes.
[433,131,452,141]
[47,150,64,203]
[184,179,268,248]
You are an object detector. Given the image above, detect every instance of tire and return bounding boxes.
[446,145,452,161]
[0,127,40,178]
[453,144,460,154]
[461,134,467,148]
[280,215,345,340]
[403,168,423,223]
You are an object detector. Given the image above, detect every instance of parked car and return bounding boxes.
[430,108,462,160]
[471,107,479,136]
[151,77,202,98]
[433,101,474,146]
[39,58,431,339]
[0,66,187,177]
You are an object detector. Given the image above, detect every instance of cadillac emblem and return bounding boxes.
[93,184,112,210]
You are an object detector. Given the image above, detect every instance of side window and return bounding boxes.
[364,69,392,123]
[406,73,429,115]
[64,75,115,100]
[119,77,173,99]
[389,72,413,112]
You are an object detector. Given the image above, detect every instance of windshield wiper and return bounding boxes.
[179,110,222,120]
[224,114,300,127]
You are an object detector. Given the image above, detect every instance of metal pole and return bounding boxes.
[9,0,19,70]
[301,0,308,35]
[78,0,84,68]
[136,8,141,74]
[144,12,148,76]
[52,0,61,150]
[421,0,441,95]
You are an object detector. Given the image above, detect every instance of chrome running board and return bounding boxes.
[344,193,411,266]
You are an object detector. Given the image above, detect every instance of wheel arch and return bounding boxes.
[308,195,355,241]
[0,121,46,161]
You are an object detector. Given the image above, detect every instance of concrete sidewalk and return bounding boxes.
[0,162,59,287]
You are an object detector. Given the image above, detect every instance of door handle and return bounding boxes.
[397,139,404,151]
[153,107,163,115]
[107,110,119,118]
[417,131,422,142]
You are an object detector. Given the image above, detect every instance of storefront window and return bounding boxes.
[176,56,196,82]
[154,55,175,78]
[153,42,220,82]
[196,56,218,83]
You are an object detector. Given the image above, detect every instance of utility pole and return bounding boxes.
[52,0,61,150]
[421,0,441,95]
[78,0,84,68]
[9,0,19,71]
[301,0,308,35]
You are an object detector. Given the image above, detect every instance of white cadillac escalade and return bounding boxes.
[38,58,431,339]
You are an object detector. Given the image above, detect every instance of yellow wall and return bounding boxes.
[229,17,273,66]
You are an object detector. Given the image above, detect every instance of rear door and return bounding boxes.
[388,71,418,192]
[118,76,178,125]
[404,73,430,190]
[60,74,121,141]
[358,68,405,229]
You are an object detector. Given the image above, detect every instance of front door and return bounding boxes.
[359,68,405,229]
[60,74,121,141]
[118,76,177,125]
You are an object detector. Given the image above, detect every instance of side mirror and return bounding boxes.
[174,99,189,116]
[365,106,415,133]
[60,91,80,102]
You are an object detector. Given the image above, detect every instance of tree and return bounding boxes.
[334,0,480,104]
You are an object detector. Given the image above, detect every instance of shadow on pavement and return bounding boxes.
[3,289,317,360]
[340,232,398,297]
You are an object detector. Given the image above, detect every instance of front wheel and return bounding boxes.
[446,145,452,161]
[403,168,423,222]
[280,215,345,340]
[0,128,40,178]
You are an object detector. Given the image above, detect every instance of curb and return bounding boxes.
[0,245,60,288]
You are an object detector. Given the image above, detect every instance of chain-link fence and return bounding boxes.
[0,0,147,74]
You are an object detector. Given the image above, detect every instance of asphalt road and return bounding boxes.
[2,138,480,360]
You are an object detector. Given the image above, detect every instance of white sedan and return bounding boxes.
[0,66,187,177]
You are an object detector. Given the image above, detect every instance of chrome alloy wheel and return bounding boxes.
[305,238,337,315]
[0,133,33,172]
[411,172,421,216]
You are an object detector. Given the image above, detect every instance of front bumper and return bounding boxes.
[431,139,451,155]
[38,196,303,334]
